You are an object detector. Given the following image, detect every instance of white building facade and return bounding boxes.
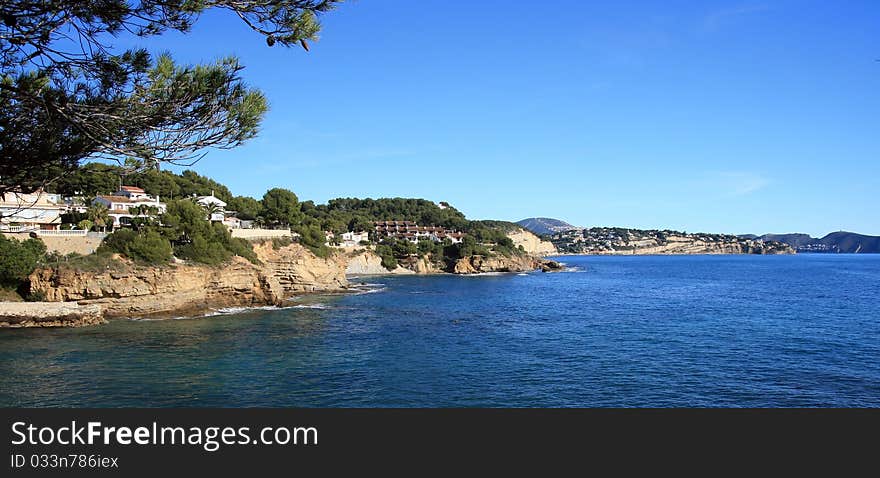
[340,231,370,247]
[93,186,166,229]
[0,191,67,231]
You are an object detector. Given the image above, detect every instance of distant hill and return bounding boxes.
[516,217,578,236]
[741,231,880,253]
[818,232,880,253]
[758,233,816,248]
[471,219,523,233]
[552,227,793,255]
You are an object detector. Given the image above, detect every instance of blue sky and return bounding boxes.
[122,1,878,236]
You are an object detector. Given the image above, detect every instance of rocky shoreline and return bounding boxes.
[0,302,105,328]
[23,242,348,321]
[4,241,559,328]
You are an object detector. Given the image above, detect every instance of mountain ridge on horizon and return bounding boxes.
[517,216,879,253]
[738,231,880,253]
[515,217,579,236]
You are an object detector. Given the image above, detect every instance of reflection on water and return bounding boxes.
[1,306,334,407]
[2,255,879,407]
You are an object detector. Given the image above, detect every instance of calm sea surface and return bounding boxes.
[1,254,878,407]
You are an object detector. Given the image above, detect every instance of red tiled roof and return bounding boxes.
[97,195,136,203]
[96,195,160,204]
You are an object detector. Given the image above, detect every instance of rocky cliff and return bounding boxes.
[343,249,559,276]
[28,243,349,318]
[344,250,417,275]
[506,228,558,256]
[252,242,349,294]
[452,255,562,274]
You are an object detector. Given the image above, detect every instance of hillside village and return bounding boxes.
[1,186,473,251]
[0,165,564,316]
[550,227,794,255]
[1,187,254,234]
[0,170,562,323]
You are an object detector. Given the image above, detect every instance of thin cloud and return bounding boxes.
[253,148,416,172]
[703,4,770,32]
[715,171,771,196]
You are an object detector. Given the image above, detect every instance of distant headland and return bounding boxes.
[517,218,880,255]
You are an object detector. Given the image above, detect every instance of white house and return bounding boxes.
[221,215,241,229]
[0,190,67,231]
[93,186,166,229]
[194,192,249,229]
[117,185,151,200]
[341,231,369,247]
[195,192,227,222]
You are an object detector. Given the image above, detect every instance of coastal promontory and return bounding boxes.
[26,242,349,319]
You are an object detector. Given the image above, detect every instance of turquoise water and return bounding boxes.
[1,254,879,407]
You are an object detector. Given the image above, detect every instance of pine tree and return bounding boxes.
[0,1,342,196]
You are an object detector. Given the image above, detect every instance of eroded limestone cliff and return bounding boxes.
[344,250,416,276]
[506,228,557,256]
[451,255,562,274]
[342,249,559,276]
[28,243,349,318]
[252,242,349,294]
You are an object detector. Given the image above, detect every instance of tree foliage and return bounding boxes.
[0,1,342,196]
[98,228,173,264]
[97,198,256,265]
[227,195,262,221]
[161,199,257,264]
[51,163,234,201]
[374,244,398,271]
[86,203,111,231]
[0,234,46,288]
[312,198,469,231]
[293,223,330,258]
[261,187,301,226]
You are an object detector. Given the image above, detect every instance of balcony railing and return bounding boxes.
[36,229,89,236]
[0,225,38,233]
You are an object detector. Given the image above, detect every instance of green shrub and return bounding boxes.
[0,235,47,288]
[162,200,259,265]
[271,237,293,249]
[224,235,259,264]
[53,253,124,273]
[417,239,438,255]
[98,228,138,255]
[294,224,330,258]
[175,233,229,265]
[127,230,174,264]
[375,244,398,270]
[390,238,417,256]
[98,228,172,264]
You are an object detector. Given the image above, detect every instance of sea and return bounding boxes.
[1,254,878,407]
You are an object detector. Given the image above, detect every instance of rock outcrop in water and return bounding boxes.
[343,248,560,276]
[0,302,105,328]
[451,255,561,274]
[27,243,349,319]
